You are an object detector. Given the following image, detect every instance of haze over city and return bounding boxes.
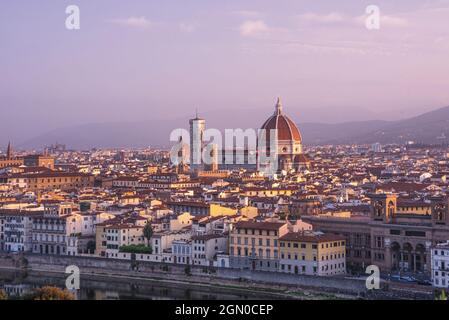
[1,0,449,148]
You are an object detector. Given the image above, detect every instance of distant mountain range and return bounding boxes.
[17,105,449,149]
[302,105,449,145]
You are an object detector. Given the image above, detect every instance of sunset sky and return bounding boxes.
[1,0,449,146]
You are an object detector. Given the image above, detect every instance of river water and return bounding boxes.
[0,271,286,300]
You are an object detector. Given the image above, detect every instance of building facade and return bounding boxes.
[303,193,449,275]
[31,203,82,255]
[279,232,346,276]
[229,221,288,272]
[431,241,449,288]
[0,210,40,252]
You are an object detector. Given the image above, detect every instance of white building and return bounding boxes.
[151,228,191,255]
[0,210,40,252]
[431,241,449,288]
[172,239,192,264]
[191,234,228,266]
[31,203,84,255]
[80,212,115,235]
[104,224,145,258]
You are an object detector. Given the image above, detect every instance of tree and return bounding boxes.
[143,223,153,247]
[437,290,448,301]
[29,286,75,300]
[86,240,96,254]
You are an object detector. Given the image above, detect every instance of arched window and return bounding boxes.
[435,204,445,221]
[374,201,383,217]
[388,201,395,216]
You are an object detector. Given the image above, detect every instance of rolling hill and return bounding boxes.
[17,105,449,149]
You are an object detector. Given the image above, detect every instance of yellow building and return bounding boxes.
[104,224,145,258]
[396,201,431,215]
[0,158,23,169]
[239,206,258,219]
[229,221,288,271]
[241,187,296,197]
[24,172,95,192]
[279,232,346,276]
[210,204,238,217]
[197,170,230,178]
[170,212,193,231]
[23,154,55,170]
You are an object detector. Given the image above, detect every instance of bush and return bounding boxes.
[0,290,7,300]
[119,244,152,254]
[26,286,75,300]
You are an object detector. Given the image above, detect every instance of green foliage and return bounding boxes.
[119,244,152,254]
[70,233,82,237]
[143,223,153,245]
[437,289,448,300]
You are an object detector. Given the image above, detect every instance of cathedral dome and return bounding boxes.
[260,98,302,142]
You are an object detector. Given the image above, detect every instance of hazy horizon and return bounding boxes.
[1,0,449,148]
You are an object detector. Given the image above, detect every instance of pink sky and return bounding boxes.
[1,0,449,146]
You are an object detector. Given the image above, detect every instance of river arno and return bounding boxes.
[0,271,292,300]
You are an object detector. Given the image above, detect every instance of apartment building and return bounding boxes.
[0,210,42,252]
[172,239,192,264]
[112,177,139,188]
[229,221,288,272]
[279,232,346,276]
[105,224,145,258]
[31,203,83,255]
[95,212,150,257]
[23,172,94,192]
[431,241,449,288]
[191,233,228,266]
[151,228,191,255]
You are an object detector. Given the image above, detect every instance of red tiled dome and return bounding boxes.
[260,98,302,142]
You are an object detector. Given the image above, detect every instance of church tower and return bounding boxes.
[189,111,205,173]
[370,193,397,223]
[6,141,12,159]
[430,196,449,226]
